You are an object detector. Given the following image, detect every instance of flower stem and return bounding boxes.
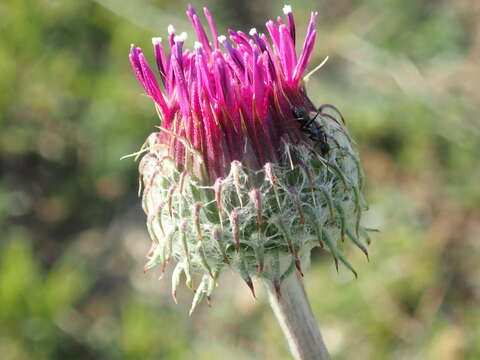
[264,273,331,360]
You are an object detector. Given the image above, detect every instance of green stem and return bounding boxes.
[264,272,331,360]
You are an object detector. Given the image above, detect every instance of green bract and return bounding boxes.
[139,117,367,313]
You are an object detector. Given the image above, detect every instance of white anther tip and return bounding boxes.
[283,5,292,14]
[174,32,188,43]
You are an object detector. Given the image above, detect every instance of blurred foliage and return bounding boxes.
[1,0,479,359]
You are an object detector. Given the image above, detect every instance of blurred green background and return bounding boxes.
[1,0,479,359]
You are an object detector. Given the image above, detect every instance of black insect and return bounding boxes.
[292,106,330,155]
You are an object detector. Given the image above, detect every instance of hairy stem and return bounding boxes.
[264,273,331,360]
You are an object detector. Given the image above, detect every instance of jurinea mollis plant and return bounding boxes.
[129,5,369,314]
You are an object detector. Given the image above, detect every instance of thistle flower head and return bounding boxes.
[129,4,368,313]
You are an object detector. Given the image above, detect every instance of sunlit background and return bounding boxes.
[1,0,479,359]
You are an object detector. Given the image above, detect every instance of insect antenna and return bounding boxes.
[318,104,346,125]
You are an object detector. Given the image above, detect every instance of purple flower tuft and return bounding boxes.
[130,5,320,184]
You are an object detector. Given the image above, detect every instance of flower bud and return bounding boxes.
[129,5,368,312]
